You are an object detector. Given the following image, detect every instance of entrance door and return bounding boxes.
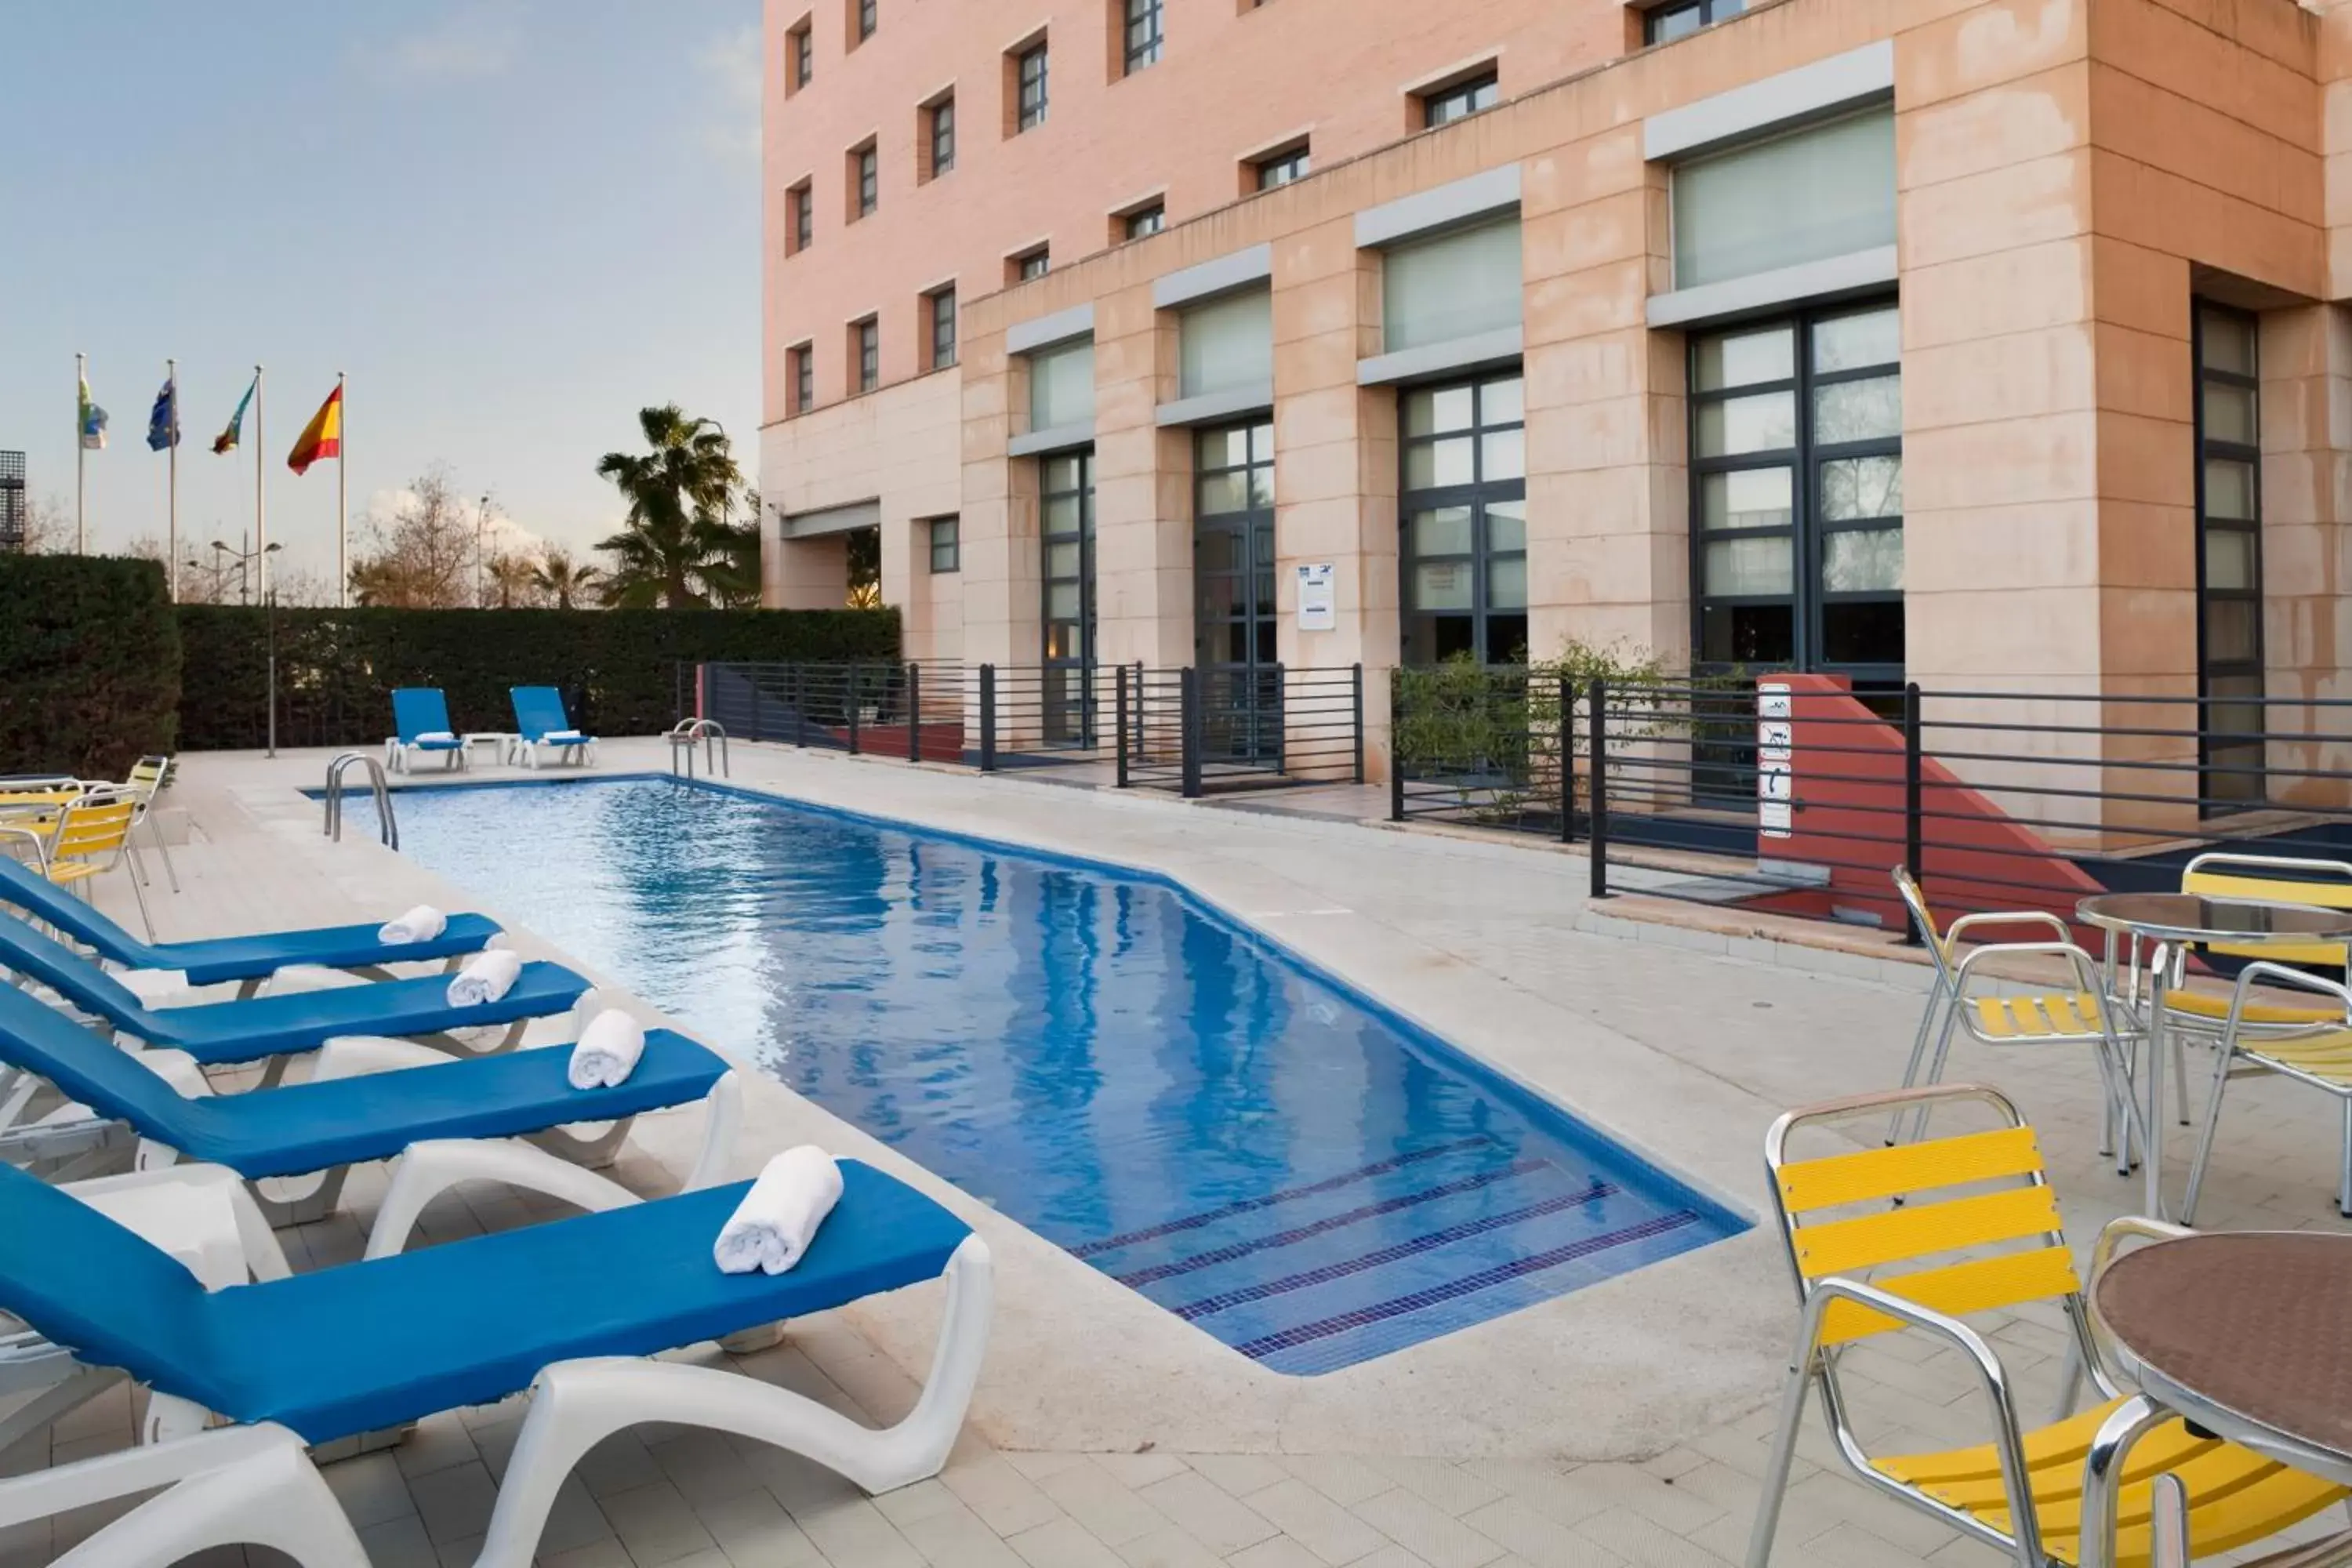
[1041,448,1096,746]
[1193,423,1278,764]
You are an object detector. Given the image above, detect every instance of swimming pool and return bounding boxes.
[372,776,1743,1374]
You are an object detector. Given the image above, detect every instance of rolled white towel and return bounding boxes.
[568,1008,646,1090]
[714,1147,844,1276]
[446,947,523,1007]
[378,905,448,945]
[416,731,459,744]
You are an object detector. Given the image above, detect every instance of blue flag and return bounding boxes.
[147,376,180,452]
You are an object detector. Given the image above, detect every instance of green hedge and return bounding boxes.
[177,605,899,751]
[0,556,182,779]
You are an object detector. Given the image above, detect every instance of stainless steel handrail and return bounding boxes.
[667,718,730,780]
[323,753,398,849]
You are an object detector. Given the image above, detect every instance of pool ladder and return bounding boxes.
[667,717,730,780]
[322,753,398,849]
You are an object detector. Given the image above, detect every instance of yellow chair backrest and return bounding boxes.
[2181,853,2352,968]
[1767,1096,2077,1348]
[128,758,168,793]
[50,793,136,865]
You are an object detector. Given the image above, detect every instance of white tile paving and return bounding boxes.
[8,741,2352,1564]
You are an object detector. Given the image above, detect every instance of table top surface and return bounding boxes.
[2076,891,2352,943]
[2094,1232,2352,1464]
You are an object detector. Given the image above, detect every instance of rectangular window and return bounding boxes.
[1254,144,1309,191]
[788,182,815,252]
[789,22,813,89]
[858,0,877,40]
[1124,0,1163,74]
[790,343,815,413]
[1015,247,1051,282]
[2196,303,2263,808]
[929,96,956,176]
[929,516,960,572]
[1383,217,1523,353]
[855,318,879,392]
[1671,107,1895,292]
[929,287,957,370]
[855,143,878,218]
[1018,44,1049,132]
[1400,373,1526,666]
[1421,71,1498,129]
[1646,0,1744,44]
[1123,203,1165,241]
[1690,301,1903,681]
[1029,339,1095,430]
[1178,289,1273,401]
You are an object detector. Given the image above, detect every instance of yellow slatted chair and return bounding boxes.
[1890,869,2150,1174]
[41,787,152,941]
[2180,963,2352,1222]
[122,754,180,895]
[1748,1083,2351,1568]
[2166,854,2352,1031]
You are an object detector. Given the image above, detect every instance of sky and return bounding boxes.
[2,1,763,593]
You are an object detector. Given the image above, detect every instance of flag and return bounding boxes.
[287,383,342,477]
[212,375,256,455]
[147,376,180,452]
[78,375,108,451]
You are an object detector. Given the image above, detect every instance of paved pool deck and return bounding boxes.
[10,737,2351,1567]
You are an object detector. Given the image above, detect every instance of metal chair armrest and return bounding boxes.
[1948,940,2112,1007]
[1945,910,2074,948]
[2221,963,2352,1051]
[0,825,50,873]
[2087,1214,2193,1293]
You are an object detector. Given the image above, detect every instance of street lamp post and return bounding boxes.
[476,494,492,608]
[212,538,283,753]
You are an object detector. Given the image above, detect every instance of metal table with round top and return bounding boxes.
[2075,892,2352,1220]
[2077,1231,2352,1568]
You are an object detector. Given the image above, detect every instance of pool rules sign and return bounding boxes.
[1758,682,1794,840]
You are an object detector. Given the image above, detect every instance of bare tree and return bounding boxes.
[348,469,478,608]
[17,495,73,554]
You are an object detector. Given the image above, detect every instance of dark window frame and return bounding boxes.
[1017,248,1051,281]
[928,516,960,573]
[790,343,815,414]
[1399,371,1528,668]
[789,23,814,88]
[929,286,958,370]
[789,182,815,252]
[1123,0,1164,74]
[930,96,956,176]
[1018,44,1050,132]
[1686,298,1904,688]
[858,0,877,40]
[1421,71,1499,129]
[855,142,879,218]
[1254,145,1309,191]
[1040,448,1098,746]
[855,317,880,393]
[1645,0,1745,44]
[1123,203,1165,241]
[2194,301,2265,810]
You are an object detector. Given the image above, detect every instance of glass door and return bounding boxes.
[1194,423,1279,764]
[1042,449,1096,746]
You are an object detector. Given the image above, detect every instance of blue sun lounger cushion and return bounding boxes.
[0,857,502,987]
[510,687,589,746]
[0,911,588,1067]
[0,1157,970,1443]
[0,982,728,1181]
[392,689,466,756]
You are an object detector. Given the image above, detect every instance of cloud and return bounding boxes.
[692,22,763,165]
[378,4,524,83]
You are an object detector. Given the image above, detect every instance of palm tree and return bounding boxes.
[594,405,744,608]
[485,551,539,609]
[532,547,602,610]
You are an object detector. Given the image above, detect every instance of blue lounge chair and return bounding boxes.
[0,911,587,1069]
[0,1155,991,1567]
[0,855,502,996]
[387,688,468,774]
[0,980,740,1227]
[510,685,597,768]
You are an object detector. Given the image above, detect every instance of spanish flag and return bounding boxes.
[288,383,343,476]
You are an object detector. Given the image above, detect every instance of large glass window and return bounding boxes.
[929,516,960,573]
[1028,339,1094,430]
[1041,450,1097,745]
[1646,0,1744,43]
[1125,0,1163,74]
[2196,303,2263,807]
[1178,289,1273,401]
[1196,423,1279,762]
[1401,372,1526,665]
[1018,45,1049,132]
[928,288,957,370]
[1670,108,1896,292]
[1383,218,1523,353]
[1690,301,1902,681]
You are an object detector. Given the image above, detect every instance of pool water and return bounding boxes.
[376,777,1743,1374]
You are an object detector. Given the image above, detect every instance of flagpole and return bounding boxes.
[166,358,179,601]
[74,352,86,554]
[336,370,348,607]
[253,365,267,601]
